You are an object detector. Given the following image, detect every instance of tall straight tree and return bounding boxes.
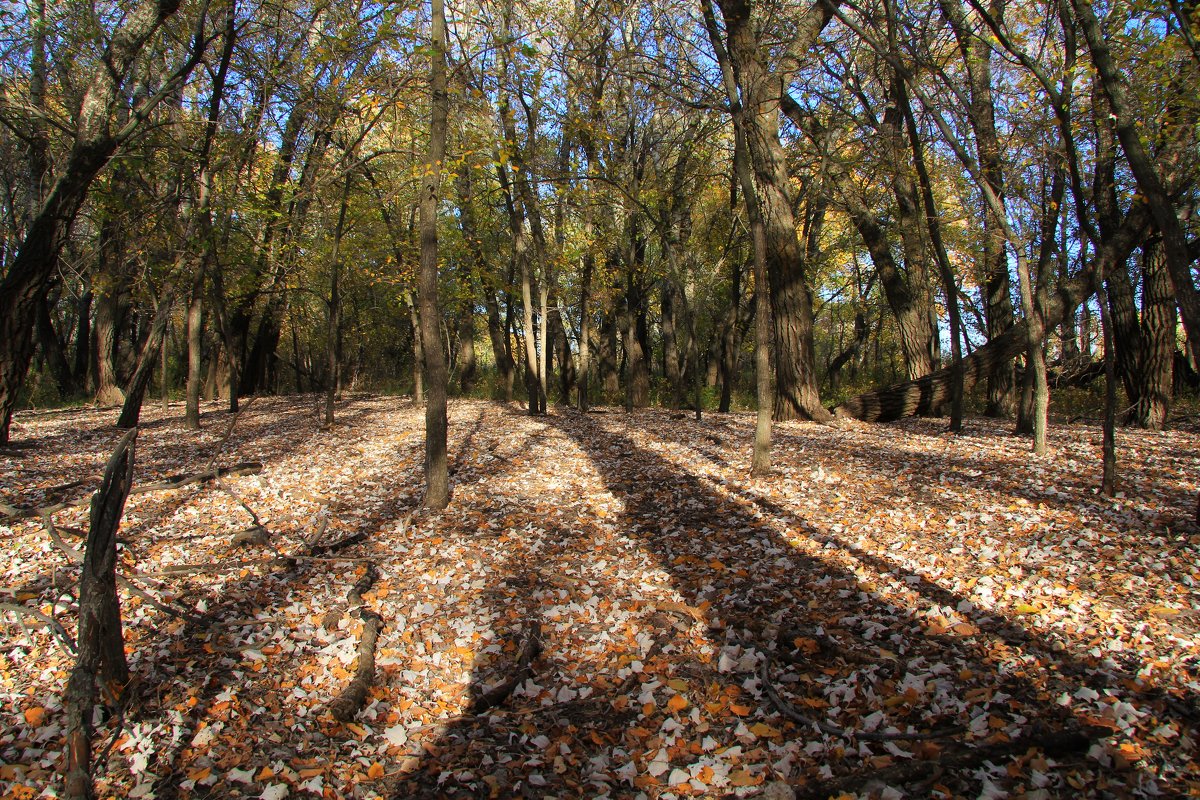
[419,0,450,509]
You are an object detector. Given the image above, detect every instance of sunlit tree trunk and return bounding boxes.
[419,0,450,509]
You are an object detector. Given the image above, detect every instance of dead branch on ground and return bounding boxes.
[328,565,383,722]
[469,621,543,714]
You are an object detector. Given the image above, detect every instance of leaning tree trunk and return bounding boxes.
[0,0,191,444]
[117,281,178,429]
[715,0,832,423]
[63,429,136,800]
[836,204,1150,422]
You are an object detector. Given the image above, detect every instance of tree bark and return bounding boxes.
[325,175,351,426]
[419,0,450,509]
[836,204,1150,422]
[714,0,835,423]
[62,429,136,800]
[1073,0,1200,367]
[1132,238,1176,429]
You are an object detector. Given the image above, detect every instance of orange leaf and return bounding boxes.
[666,694,689,713]
[23,706,45,727]
[367,762,386,779]
[728,769,762,787]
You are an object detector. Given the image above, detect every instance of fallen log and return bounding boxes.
[791,725,1096,800]
[323,564,378,629]
[328,565,383,723]
[833,205,1147,422]
[329,609,384,723]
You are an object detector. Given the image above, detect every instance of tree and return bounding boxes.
[420,0,451,509]
[0,0,203,443]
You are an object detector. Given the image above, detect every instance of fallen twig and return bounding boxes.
[2,462,265,520]
[760,650,963,742]
[324,564,379,629]
[791,725,1096,800]
[470,621,543,714]
[329,564,383,722]
[0,602,77,654]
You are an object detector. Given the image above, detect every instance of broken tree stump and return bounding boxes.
[63,429,137,800]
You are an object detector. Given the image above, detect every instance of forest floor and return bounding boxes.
[2,395,1200,799]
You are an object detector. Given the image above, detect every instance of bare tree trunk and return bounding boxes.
[160,326,169,412]
[1098,284,1117,496]
[408,296,423,403]
[63,429,136,800]
[117,281,179,429]
[1074,0,1200,367]
[578,252,592,411]
[419,0,450,509]
[185,274,203,428]
[837,204,1150,422]
[93,281,127,407]
[325,175,350,426]
[1132,238,1175,429]
[712,0,834,423]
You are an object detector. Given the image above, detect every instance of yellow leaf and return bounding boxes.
[728,769,762,786]
[187,766,211,782]
[1014,603,1040,615]
[666,679,689,692]
[748,722,781,738]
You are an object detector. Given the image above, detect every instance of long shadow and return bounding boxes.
[0,395,466,797]
[132,400,543,797]
[648,413,1200,613]
[391,409,1181,798]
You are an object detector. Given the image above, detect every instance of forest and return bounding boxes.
[1,0,1199,797]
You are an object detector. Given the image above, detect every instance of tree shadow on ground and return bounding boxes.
[391,407,1185,798]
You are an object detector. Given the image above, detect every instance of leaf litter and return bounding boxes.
[1,396,1199,798]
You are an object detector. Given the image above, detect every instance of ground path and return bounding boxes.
[2,396,1198,798]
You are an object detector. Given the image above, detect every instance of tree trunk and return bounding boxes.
[93,281,127,407]
[1131,238,1175,429]
[0,0,190,444]
[62,429,136,800]
[419,0,450,509]
[578,251,593,411]
[837,204,1150,422]
[36,292,75,398]
[718,254,742,413]
[325,176,350,426]
[1074,0,1200,368]
[117,281,179,429]
[714,0,833,423]
[185,273,204,429]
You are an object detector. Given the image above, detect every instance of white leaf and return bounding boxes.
[383,725,409,747]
